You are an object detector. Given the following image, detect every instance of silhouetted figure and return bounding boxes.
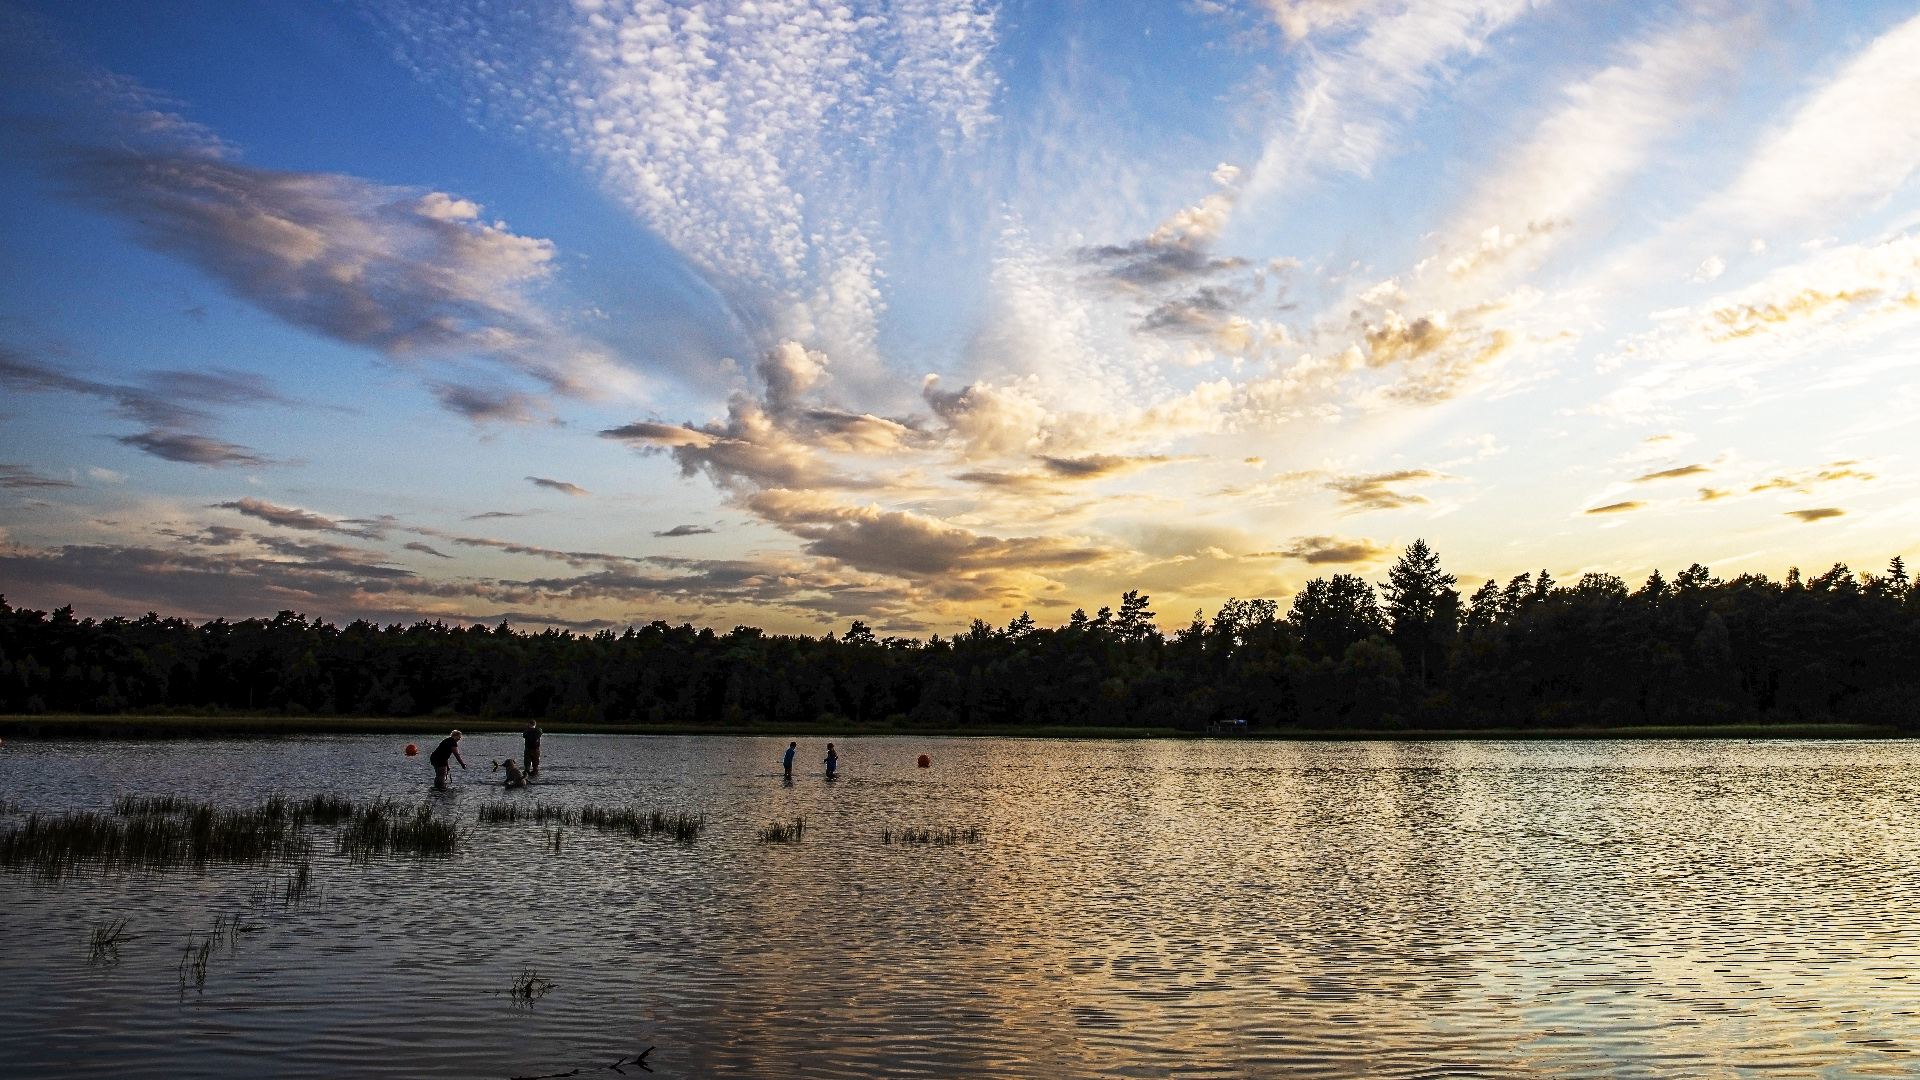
[430,730,467,790]
[824,742,838,779]
[523,719,542,777]
[783,741,797,779]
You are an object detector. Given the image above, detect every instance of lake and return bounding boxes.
[1,734,1917,1078]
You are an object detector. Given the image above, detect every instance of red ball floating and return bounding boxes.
[404,743,419,757]
[917,754,931,768]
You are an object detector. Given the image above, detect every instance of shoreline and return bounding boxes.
[0,714,1904,742]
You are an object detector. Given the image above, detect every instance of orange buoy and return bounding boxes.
[917,754,931,768]
[404,743,419,757]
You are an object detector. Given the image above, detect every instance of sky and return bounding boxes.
[1,0,1917,636]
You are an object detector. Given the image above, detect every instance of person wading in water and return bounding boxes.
[430,730,467,789]
[523,719,542,778]
[824,742,839,779]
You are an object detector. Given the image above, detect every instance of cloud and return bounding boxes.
[1038,454,1171,479]
[431,384,550,425]
[744,488,1121,602]
[367,0,996,397]
[527,476,589,498]
[1327,469,1452,512]
[464,510,530,521]
[404,541,453,558]
[1246,0,1536,197]
[1441,17,1749,281]
[86,467,127,483]
[1748,462,1875,494]
[0,346,277,466]
[1633,464,1712,483]
[1713,9,1920,227]
[116,431,268,467]
[0,464,77,490]
[216,497,383,539]
[1785,508,1845,522]
[1258,534,1393,564]
[653,525,715,538]
[60,142,634,401]
[1585,501,1645,514]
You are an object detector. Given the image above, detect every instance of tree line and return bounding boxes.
[2,540,1916,730]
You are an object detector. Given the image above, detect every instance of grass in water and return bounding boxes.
[178,933,212,991]
[479,801,576,826]
[335,801,458,861]
[0,802,314,878]
[88,918,128,964]
[881,825,982,845]
[756,816,806,843]
[283,859,313,904]
[578,805,705,845]
[508,968,555,1002]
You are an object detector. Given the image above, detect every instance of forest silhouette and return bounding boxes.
[3,541,1915,730]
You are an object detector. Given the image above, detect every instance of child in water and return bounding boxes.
[492,757,529,789]
[824,743,839,779]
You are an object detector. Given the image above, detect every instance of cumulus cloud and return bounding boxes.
[528,476,589,497]
[1785,508,1845,522]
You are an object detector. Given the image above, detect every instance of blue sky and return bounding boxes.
[2,0,1917,634]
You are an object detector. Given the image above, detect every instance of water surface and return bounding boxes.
[2,735,1917,1078]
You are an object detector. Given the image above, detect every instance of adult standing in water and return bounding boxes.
[783,741,797,780]
[523,719,543,778]
[824,742,839,779]
[430,730,467,790]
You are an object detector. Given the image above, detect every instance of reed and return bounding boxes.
[478,801,521,824]
[756,816,807,843]
[114,794,190,816]
[508,968,554,1002]
[544,827,564,854]
[178,934,212,991]
[884,825,982,845]
[283,859,312,904]
[88,918,128,963]
[529,803,575,826]
[578,805,705,845]
[335,801,458,860]
[297,794,356,825]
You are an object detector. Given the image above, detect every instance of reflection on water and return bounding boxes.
[2,735,1918,1078]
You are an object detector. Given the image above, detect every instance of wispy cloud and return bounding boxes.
[0,464,77,491]
[0,347,277,466]
[527,477,589,498]
[653,525,715,538]
[1785,507,1845,522]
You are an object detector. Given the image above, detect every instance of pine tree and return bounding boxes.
[1380,539,1460,688]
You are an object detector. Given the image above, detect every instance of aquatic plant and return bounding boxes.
[114,794,190,816]
[480,801,576,827]
[578,805,705,845]
[335,801,458,861]
[756,817,806,843]
[882,826,982,845]
[88,918,128,963]
[544,827,564,854]
[283,859,312,904]
[478,801,521,824]
[297,794,356,825]
[0,803,313,878]
[178,934,212,991]
[508,967,554,1002]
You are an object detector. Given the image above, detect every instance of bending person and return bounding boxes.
[430,730,467,790]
